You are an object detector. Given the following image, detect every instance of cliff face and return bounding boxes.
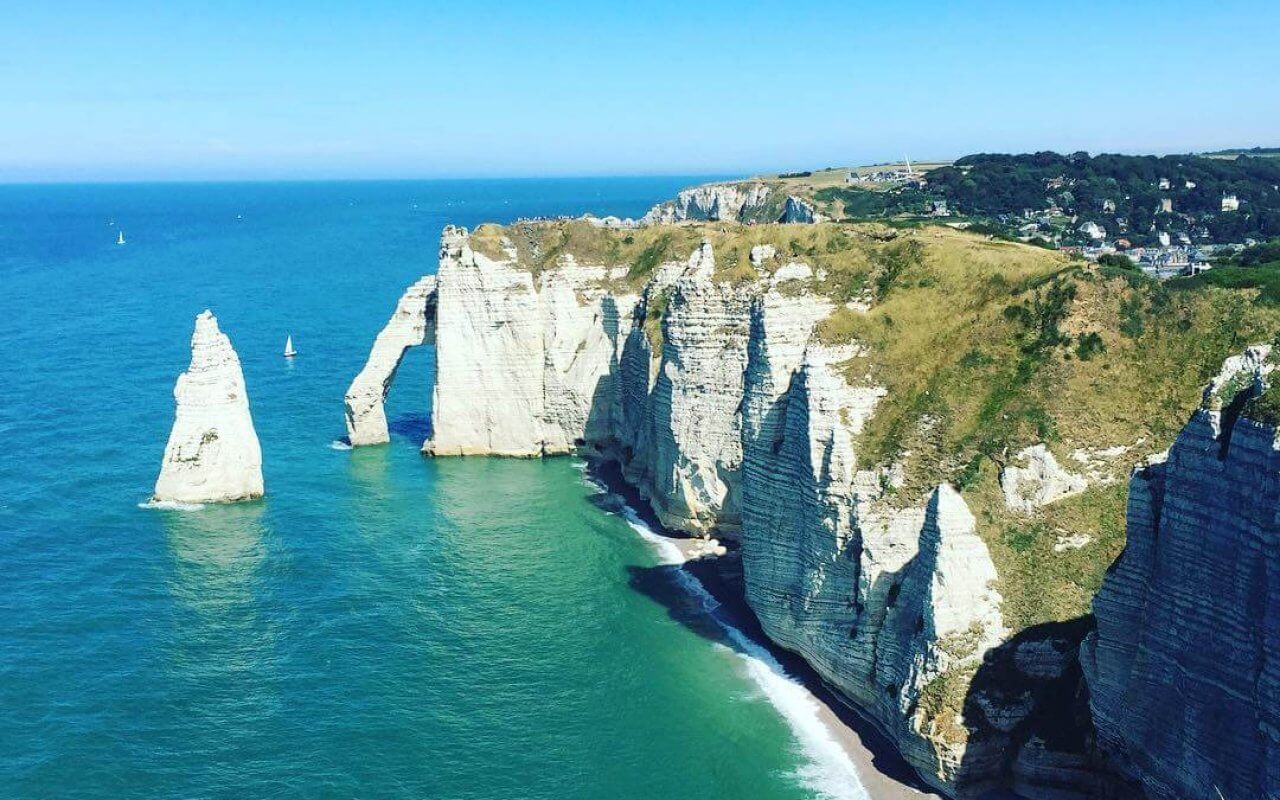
[643,182,773,224]
[424,227,636,457]
[153,310,263,504]
[345,276,436,446]
[379,219,1280,798]
[1082,348,1280,800]
[410,227,1014,794]
[738,329,1010,792]
[643,182,822,225]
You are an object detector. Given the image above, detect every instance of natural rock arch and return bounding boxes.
[343,276,437,446]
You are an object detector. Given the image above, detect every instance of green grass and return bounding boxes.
[466,218,1280,647]
[1168,262,1280,306]
[458,216,1280,748]
[468,220,705,288]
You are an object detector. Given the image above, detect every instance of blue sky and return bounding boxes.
[2,1,1277,182]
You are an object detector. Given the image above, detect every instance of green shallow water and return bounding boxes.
[0,179,867,799]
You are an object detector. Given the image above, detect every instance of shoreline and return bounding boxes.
[582,459,944,800]
[681,548,944,800]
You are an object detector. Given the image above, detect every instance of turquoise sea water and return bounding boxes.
[0,179,868,800]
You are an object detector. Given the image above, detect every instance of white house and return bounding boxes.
[1079,221,1106,240]
[1222,194,1240,212]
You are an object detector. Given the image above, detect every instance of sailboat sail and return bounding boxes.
[117,230,126,245]
[284,335,296,357]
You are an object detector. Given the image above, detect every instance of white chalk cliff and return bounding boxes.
[643,182,823,225]
[373,228,1015,794]
[344,276,437,445]
[1082,349,1280,800]
[153,310,263,504]
[424,226,635,457]
[643,182,773,224]
[356,224,1280,798]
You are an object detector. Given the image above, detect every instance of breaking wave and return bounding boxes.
[575,460,868,800]
[137,499,205,512]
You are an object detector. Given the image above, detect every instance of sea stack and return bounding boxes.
[152,310,264,504]
[344,275,437,445]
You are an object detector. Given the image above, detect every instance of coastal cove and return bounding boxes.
[1,179,900,800]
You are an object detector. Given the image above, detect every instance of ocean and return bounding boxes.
[0,178,869,800]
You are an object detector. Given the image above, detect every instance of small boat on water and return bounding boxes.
[116,230,126,246]
[283,335,297,358]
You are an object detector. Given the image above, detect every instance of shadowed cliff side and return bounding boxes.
[1081,348,1280,800]
[352,218,1280,798]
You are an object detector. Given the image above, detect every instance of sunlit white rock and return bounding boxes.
[344,276,437,446]
[152,310,263,504]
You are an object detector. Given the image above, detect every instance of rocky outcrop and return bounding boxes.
[413,226,1019,793]
[152,310,263,504]
[643,182,772,224]
[643,183,824,225]
[344,276,437,445]
[378,222,1280,798]
[1000,444,1089,513]
[781,194,824,223]
[423,226,637,457]
[618,242,755,533]
[738,327,1008,793]
[1082,349,1280,800]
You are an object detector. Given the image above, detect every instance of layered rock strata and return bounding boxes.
[344,276,437,445]
[402,228,1016,794]
[1082,350,1280,800]
[363,220,1280,798]
[643,182,773,224]
[424,226,637,457]
[366,225,1280,798]
[153,310,263,504]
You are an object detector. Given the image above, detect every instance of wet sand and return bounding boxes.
[682,548,945,800]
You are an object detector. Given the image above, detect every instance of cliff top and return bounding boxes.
[809,234,1280,629]
[459,217,1280,630]
[467,217,1003,289]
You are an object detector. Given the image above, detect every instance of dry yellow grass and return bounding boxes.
[469,218,1280,631]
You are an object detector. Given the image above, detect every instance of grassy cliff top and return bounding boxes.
[808,228,1280,630]
[468,217,956,288]
[467,216,1280,634]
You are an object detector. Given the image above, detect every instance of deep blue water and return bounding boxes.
[0,178,868,800]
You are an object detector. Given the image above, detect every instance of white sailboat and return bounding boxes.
[283,335,297,358]
[116,230,126,246]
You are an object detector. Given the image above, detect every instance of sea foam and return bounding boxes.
[575,461,869,800]
[138,499,206,512]
[329,440,353,451]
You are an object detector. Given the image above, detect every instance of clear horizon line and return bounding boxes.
[1,143,1274,187]
[0,171,748,188]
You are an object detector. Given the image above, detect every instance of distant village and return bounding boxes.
[1010,174,1249,279]
[848,165,1258,280]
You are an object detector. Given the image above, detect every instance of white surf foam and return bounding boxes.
[577,460,868,800]
[138,499,205,512]
[329,440,353,451]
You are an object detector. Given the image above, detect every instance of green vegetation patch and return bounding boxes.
[808,228,1280,630]
[468,220,705,288]
[1169,262,1280,306]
